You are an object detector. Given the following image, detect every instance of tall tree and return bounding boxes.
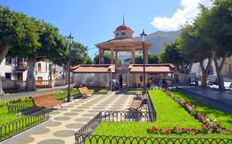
[160,41,193,83]
[53,41,87,66]
[93,53,112,64]
[197,0,232,90]
[0,6,40,94]
[179,24,214,87]
[135,54,159,64]
[84,55,93,64]
[25,22,68,91]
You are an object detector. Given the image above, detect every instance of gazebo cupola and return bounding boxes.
[114,18,134,39]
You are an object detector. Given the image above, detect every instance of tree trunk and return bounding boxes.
[201,71,207,87]
[176,62,193,84]
[217,71,224,91]
[26,55,37,91]
[0,45,10,64]
[0,75,4,96]
[214,54,227,91]
[0,45,11,95]
[200,52,214,87]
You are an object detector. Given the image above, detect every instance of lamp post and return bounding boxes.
[67,33,74,102]
[140,30,147,94]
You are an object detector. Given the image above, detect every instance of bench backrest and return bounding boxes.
[78,87,92,95]
[130,97,146,110]
[32,93,57,107]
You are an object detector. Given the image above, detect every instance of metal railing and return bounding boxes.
[102,110,152,122]
[35,80,52,87]
[78,135,232,144]
[75,112,102,144]
[146,92,156,122]
[0,112,49,142]
[7,101,34,113]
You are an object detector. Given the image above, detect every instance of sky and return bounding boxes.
[0,0,211,57]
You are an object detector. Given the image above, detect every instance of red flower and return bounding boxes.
[192,130,200,135]
[186,128,191,132]
[201,124,209,128]
[164,128,171,134]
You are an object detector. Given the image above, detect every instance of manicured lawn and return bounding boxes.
[93,122,231,138]
[0,102,24,125]
[54,88,80,100]
[148,90,201,128]
[91,88,108,93]
[94,90,232,137]
[172,91,232,130]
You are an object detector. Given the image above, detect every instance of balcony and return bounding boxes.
[15,64,27,72]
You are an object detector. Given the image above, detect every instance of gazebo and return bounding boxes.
[72,19,175,89]
[96,20,152,64]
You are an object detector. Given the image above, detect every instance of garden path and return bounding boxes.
[3,92,134,144]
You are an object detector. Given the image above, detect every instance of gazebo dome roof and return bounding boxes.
[115,24,133,32]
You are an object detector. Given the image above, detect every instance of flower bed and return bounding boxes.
[147,125,201,135]
[163,90,231,135]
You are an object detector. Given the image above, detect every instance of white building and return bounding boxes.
[0,57,64,89]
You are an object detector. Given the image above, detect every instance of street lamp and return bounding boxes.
[140,30,147,94]
[67,33,74,102]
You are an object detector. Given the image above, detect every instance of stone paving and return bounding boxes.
[0,85,68,102]
[5,92,134,144]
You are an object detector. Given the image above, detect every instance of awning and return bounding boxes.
[72,64,115,73]
[129,64,175,73]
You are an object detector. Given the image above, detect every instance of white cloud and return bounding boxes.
[151,0,212,31]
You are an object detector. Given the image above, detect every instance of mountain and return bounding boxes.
[135,31,180,54]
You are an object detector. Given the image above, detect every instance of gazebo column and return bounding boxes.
[145,48,148,64]
[111,48,114,64]
[115,51,118,64]
[131,49,135,64]
[99,49,105,64]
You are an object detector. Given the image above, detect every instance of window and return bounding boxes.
[121,32,126,36]
[116,33,119,36]
[38,63,42,72]
[5,73,11,79]
[17,73,23,81]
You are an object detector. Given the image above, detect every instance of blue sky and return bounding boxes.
[0,0,211,57]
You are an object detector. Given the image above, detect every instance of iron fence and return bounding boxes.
[7,101,34,113]
[102,110,152,122]
[77,135,232,144]
[146,92,156,122]
[75,112,102,143]
[0,112,49,142]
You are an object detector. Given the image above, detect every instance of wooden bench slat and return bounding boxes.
[32,93,63,108]
[78,87,93,97]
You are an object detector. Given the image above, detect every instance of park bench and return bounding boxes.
[129,95,147,110]
[32,93,63,108]
[78,87,93,97]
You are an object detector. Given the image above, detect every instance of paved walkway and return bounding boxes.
[0,86,68,101]
[177,87,232,114]
[3,92,134,144]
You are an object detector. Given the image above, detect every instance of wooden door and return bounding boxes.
[37,77,43,86]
